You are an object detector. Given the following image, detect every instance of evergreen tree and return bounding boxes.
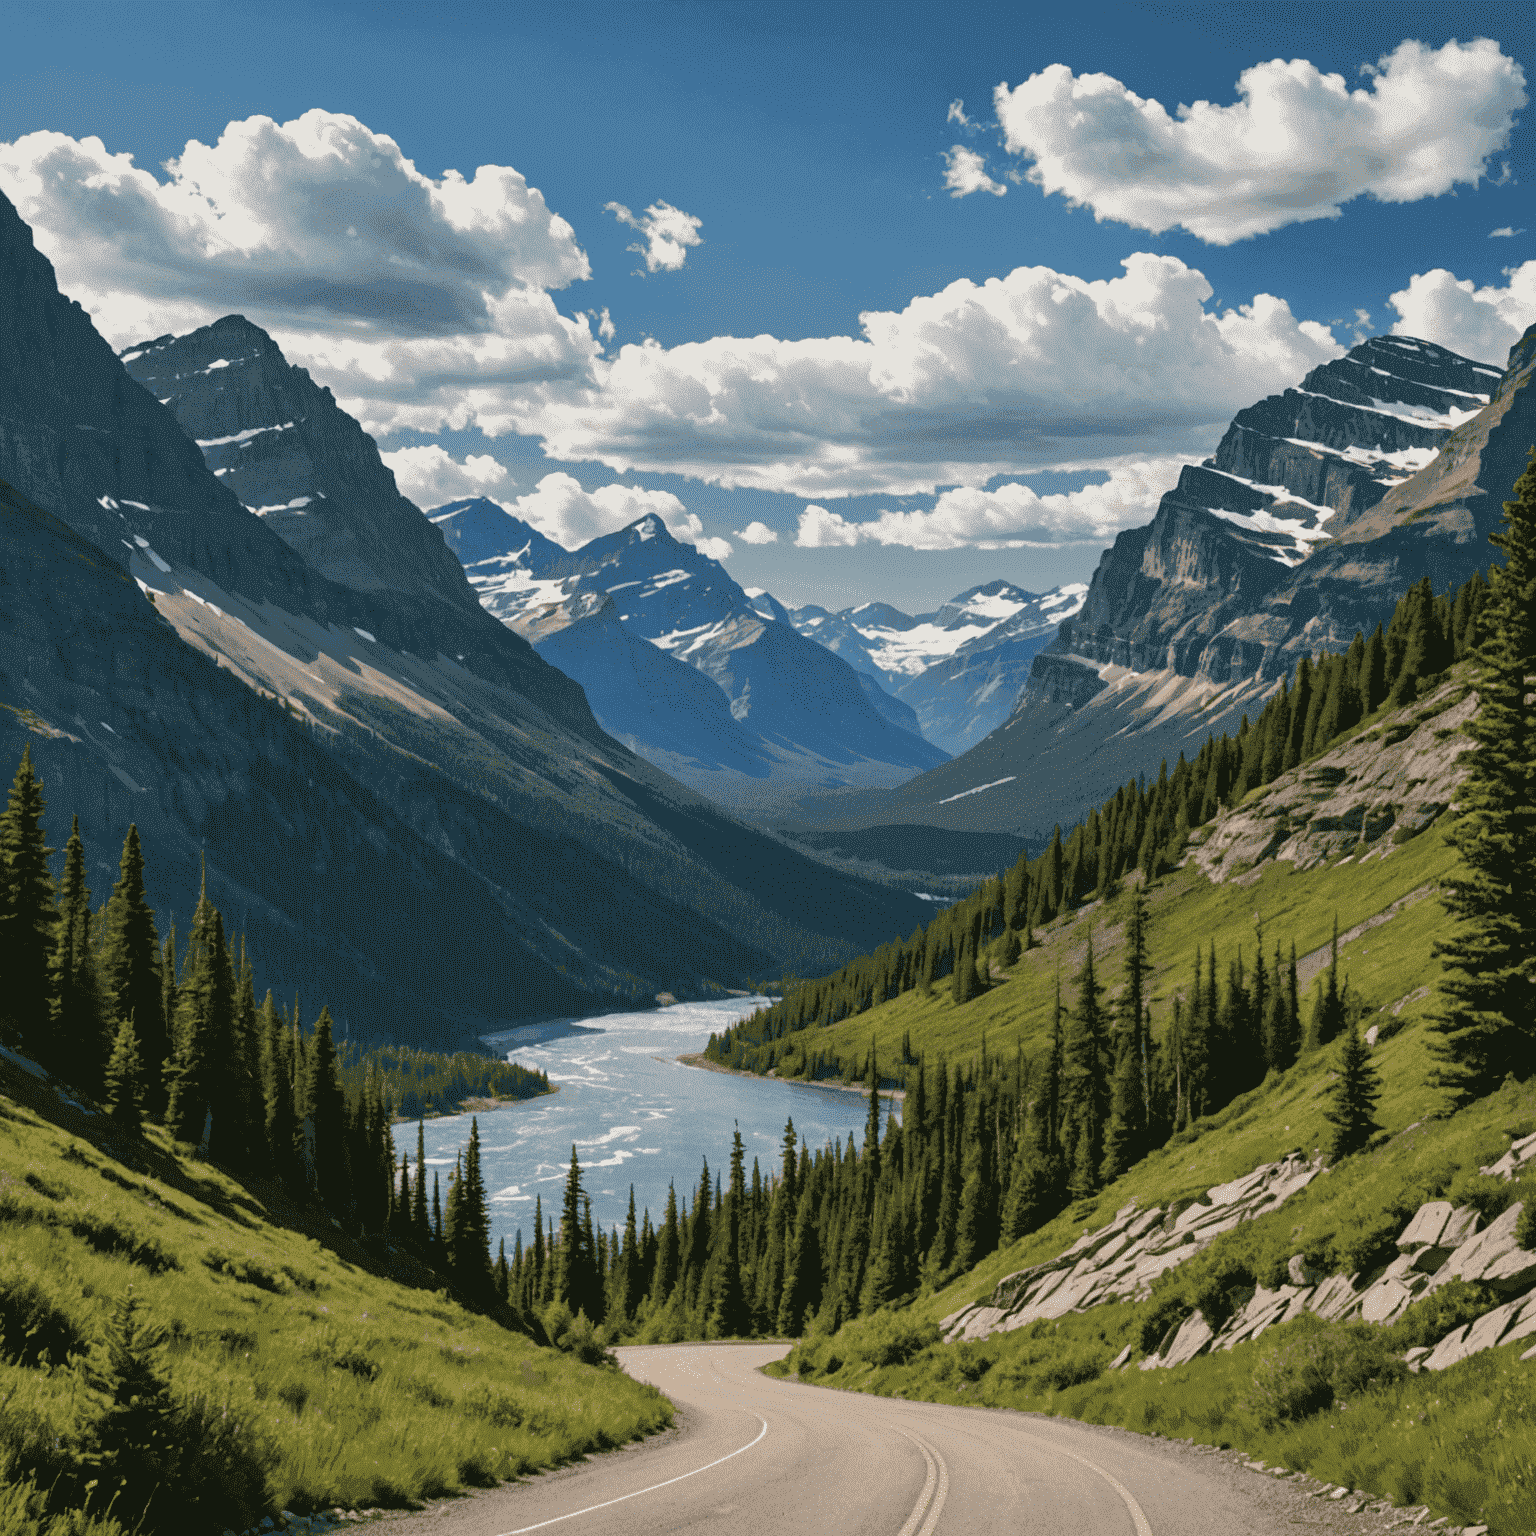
[0,746,56,1060]
[413,1121,429,1242]
[652,1181,681,1309]
[558,1145,599,1321]
[301,1006,348,1208]
[711,1127,749,1336]
[1309,917,1347,1051]
[1061,940,1109,1195]
[1101,891,1148,1182]
[49,815,108,1088]
[1323,1022,1382,1161]
[79,1291,177,1527]
[164,881,236,1155]
[98,827,166,1116]
[1432,448,1536,1100]
[450,1117,493,1301]
[103,1017,146,1131]
[259,991,298,1186]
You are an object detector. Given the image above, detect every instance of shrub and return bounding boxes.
[1038,1349,1107,1391]
[953,1343,991,1382]
[203,1249,285,1292]
[1446,1172,1518,1223]
[1382,1280,1502,1352]
[1243,1319,1404,1428]
[850,1313,939,1368]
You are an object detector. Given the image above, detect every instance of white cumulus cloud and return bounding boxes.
[1489,226,1523,239]
[795,506,863,547]
[1389,262,1536,364]
[510,252,1342,498]
[380,446,513,509]
[994,39,1526,244]
[0,111,602,439]
[605,199,704,274]
[510,472,730,559]
[736,521,779,544]
[943,145,1006,199]
[794,459,1183,551]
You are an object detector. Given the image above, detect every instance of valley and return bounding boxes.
[1,138,1534,1536]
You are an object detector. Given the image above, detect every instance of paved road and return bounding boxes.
[380,1342,1373,1535]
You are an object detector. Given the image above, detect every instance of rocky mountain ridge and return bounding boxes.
[804,326,1534,841]
[430,497,948,815]
[787,582,1088,755]
[121,317,472,609]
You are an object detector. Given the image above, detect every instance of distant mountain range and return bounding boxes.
[0,186,933,1047]
[787,327,1536,843]
[784,582,1087,755]
[429,497,948,814]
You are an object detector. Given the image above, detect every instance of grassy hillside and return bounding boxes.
[0,1059,670,1533]
[745,814,1458,1090]
[746,665,1536,1532]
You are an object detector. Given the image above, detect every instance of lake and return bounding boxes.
[410,996,900,1255]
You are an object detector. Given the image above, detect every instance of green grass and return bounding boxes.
[770,1025,1536,1532]
[0,1066,671,1531]
[763,818,1459,1086]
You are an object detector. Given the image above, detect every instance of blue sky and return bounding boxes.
[2,0,1532,611]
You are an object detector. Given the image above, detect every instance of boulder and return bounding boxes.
[1161,1311,1215,1368]
[1439,1205,1483,1249]
[1397,1201,1453,1250]
[1423,1324,1472,1372]
[1360,1277,1415,1325]
[1309,1273,1362,1322]
[1441,1204,1532,1290]
[1288,1253,1322,1286]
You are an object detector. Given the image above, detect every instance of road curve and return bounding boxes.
[378,1342,1357,1535]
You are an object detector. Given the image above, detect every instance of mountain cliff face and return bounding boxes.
[0,190,932,1033]
[1051,335,1499,688]
[797,328,1533,841]
[431,498,948,813]
[788,582,1087,755]
[121,317,472,609]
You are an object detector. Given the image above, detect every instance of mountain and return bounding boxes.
[0,188,932,1040]
[787,581,1088,755]
[800,329,1533,840]
[431,497,948,813]
[121,316,474,608]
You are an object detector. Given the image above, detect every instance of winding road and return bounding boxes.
[380,1343,1381,1535]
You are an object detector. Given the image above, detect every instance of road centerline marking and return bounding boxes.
[494,1413,769,1536]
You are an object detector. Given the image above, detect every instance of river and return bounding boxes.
[410,996,900,1256]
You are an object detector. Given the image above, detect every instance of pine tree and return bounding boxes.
[559,1145,599,1321]
[1100,891,1148,1183]
[79,1291,177,1526]
[652,1181,681,1308]
[1431,448,1536,1101]
[103,1017,146,1131]
[413,1121,429,1243]
[164,880,236,1155]
[49,815,108,1088]
[1309,917,1347,1051]
[1323,1022,1382,1161]
[711,1127,749,1336]
[0,746,56,1060]
[302,1006,348,1208]
[98,827,166,1116]
[450,1117,493,1302]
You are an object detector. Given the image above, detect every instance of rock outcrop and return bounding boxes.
[1191,675,1478,882]
[941,1131,1536,1378]
[940,1153,1324,1343]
